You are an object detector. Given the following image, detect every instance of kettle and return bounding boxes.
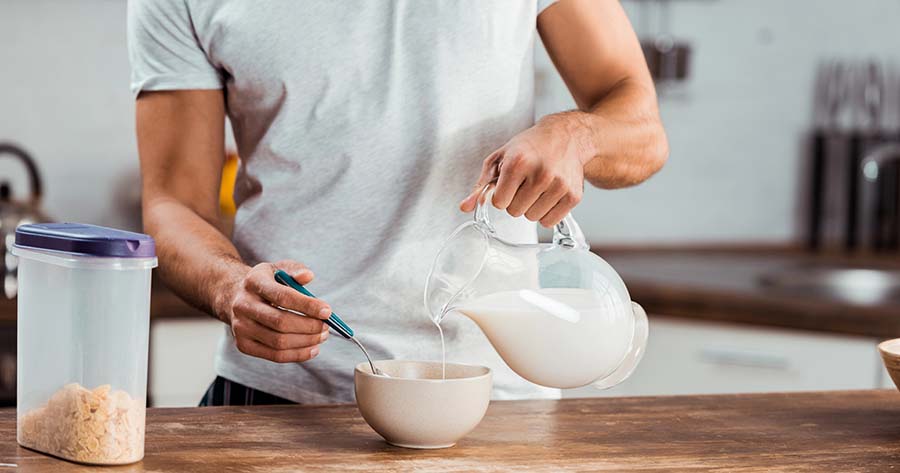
[424,186,648,390]
[0,143,51,298]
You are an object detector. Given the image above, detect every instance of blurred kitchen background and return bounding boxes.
[1,0,899,406]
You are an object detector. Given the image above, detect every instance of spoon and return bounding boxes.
[273,270,387,376]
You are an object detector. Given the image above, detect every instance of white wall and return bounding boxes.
[150,319,221,407]
[3,0,899,242]
[536,0,900,244]
[0,0,138,230]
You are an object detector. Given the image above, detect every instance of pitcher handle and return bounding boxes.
[552,214,589,249]
[473,184,589,250]
[473,184,497,232]
[592,302,649,390]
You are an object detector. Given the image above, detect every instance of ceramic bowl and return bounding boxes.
[879,338,900,390]
[354,360,492,449]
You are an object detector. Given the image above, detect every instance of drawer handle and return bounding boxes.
[698,348,790,370]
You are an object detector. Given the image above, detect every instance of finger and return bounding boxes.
[524,184,567,222]
[461,183,495,212]
[234,336,320,363]
[234,316,328,350]
[539,194,579,228]
[492,156,528,210]
[506,175,549,217]
[460,151,502,211]
[235,295,327,334]
[459,190,480,212]
[246,272,332,319]
[273,260,314,284]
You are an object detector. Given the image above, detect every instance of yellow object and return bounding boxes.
[219,152,239,216]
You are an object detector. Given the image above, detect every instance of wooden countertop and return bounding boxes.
[602,247,900,339]
[1,390,898,472]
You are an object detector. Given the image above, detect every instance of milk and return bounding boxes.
[435,322,446,379]
[453,288,634,389]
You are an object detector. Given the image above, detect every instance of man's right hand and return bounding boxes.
[223,260,332,363]
[137,91,332,363]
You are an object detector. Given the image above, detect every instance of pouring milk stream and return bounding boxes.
[425,186,648,389]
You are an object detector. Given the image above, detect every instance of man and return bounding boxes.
[128,0,667,405]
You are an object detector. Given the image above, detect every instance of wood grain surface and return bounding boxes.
[2,390,900,472]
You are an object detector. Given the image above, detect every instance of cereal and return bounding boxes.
[17,383,144,465]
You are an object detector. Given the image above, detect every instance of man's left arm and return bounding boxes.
[460,0,668,227]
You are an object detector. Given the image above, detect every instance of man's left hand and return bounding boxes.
[459,114,590,228]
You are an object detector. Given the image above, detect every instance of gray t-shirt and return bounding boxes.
[128,0,560,403]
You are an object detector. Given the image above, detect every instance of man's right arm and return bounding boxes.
[136,89,331,363]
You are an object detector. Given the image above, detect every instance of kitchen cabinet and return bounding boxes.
[566,316,884,398]
[149,319,221,407]
[0,326,13,407]
[150,315,888,404]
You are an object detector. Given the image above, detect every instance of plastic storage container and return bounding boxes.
[13,223,157,465]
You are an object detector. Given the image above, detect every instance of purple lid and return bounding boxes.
[15,223,156,258]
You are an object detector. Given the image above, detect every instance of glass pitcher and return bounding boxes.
[425,188,648,390]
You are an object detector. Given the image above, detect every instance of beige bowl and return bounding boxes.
[354,360,492,449]
[879,339,900,390]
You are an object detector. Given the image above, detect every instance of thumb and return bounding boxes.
[273,260,315,285]
[460,152,502,212]
[459,185,485,212]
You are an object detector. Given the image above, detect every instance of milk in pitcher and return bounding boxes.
[454,288,634,389]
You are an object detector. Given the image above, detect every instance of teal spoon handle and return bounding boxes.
[273,269,354,339]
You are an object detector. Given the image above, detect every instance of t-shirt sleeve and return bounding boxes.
[537,0,558,15]
[127,0,223,96]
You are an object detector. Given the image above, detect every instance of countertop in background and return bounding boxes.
[0,278,207,327]
[0,246,897,339]
[601,246,900,339]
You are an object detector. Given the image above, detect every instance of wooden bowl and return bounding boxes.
[878,339,900,390]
